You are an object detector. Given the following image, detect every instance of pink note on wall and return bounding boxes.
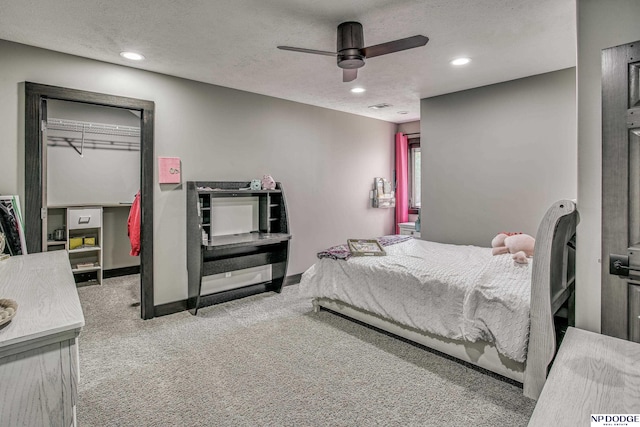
[158,157,181,184]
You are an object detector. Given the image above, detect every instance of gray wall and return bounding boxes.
[420,68,577,246]
[0,40,395,305]
[576,0,640,333]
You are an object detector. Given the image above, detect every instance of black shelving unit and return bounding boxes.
[186,181,291,315]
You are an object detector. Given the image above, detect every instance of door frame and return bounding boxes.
[24,82,155,319]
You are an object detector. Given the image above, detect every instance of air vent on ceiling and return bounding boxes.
[368,103,392,110]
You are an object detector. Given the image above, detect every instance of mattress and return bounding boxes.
[299,238,532,362]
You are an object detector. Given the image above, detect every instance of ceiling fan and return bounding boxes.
[277,21,429,82]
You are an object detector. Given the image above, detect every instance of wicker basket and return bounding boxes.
[0,298,18,327]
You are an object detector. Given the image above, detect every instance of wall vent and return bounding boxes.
[368,103,392,110]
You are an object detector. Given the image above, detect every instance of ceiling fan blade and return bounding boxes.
[277,46,337,57]
[343,68,357,82]
[362,35,429,58]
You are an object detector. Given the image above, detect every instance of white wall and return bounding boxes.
[0,40,395,305]
[47,100,140,206]
[420,68,577,246]
[397,121,420,135]
[576,0,640,332]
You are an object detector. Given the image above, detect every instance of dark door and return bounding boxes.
[602,40,640,342]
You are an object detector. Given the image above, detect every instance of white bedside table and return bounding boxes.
[398,222,420,238]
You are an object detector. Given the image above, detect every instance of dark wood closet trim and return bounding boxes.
[24,82,155,319]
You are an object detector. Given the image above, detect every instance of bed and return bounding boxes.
[298,200,578,400]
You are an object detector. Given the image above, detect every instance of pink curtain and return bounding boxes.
[395,132,408,234]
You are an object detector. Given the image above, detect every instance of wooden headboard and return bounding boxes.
[524,199,579,399]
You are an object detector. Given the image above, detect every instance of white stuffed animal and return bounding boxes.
[261,175,276,190]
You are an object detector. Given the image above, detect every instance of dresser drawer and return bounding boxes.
[67,208,101,230]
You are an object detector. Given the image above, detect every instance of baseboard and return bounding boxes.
[153,273,302,318]
[283,273,302,286]
[103,265,141,279]
[154,299,188,317]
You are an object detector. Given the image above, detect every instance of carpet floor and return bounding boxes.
[76,275,536,426]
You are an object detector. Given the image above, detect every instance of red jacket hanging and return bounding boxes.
[128,191,141,256]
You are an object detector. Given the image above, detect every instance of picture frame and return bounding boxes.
[347,239,386,256]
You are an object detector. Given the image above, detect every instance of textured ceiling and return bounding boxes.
[0,0,576,123]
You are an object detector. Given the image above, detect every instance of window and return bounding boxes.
[408,138,421,213]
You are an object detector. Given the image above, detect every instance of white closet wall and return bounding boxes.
[47,100,140,271]
[47,100,140,206]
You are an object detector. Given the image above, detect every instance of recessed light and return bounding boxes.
[350,87,366,93]
[451,57,470,66]
[397,111,408,115]
[120,51,145,61]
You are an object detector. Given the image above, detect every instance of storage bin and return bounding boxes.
[69,237,83,250]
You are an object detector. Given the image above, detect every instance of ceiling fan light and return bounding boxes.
[120,51,145,61]
[451,57,470,66]
[350,87,366,93]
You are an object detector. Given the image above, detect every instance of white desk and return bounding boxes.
[528,327,640,426]
[0,252,85,427]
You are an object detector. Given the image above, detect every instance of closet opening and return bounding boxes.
[24,82,155,319]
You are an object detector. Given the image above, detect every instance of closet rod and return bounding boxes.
[47,136,140,152]
[47,118,140,138]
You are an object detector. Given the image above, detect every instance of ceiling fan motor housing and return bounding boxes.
[337,21,365,69]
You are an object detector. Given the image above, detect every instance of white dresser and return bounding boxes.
[0,252,85,427]
[398,222,421,238]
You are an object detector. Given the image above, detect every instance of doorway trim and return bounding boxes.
[24,82,155,319]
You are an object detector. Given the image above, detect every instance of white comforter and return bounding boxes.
[299,238,532,362]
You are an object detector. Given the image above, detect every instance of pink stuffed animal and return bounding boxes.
[261,175,276,190]
[491,232,535,264]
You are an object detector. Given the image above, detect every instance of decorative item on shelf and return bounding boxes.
[371,177,395,208]
[54,228,65,241]
[250,179,262,190]
[415,209,421,232]
[0,298,17,327]
[75,262,96,269]
[261,175,276,190]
